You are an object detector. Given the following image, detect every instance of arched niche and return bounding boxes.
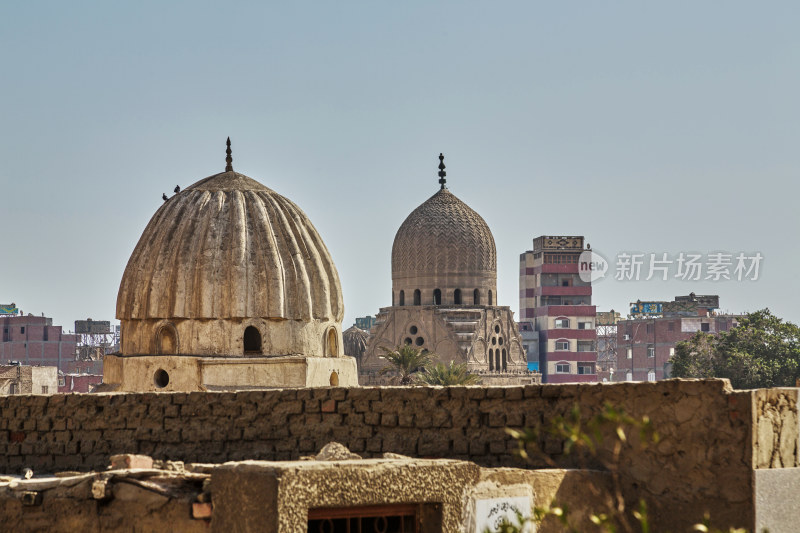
[155,323,178,355]
[326,327,338,357]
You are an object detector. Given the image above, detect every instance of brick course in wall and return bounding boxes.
[0,379,797,530]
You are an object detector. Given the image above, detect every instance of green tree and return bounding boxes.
[670,331,717,380]
[670,309,800,389]
[379,344,435,385]
[418,360,482,386]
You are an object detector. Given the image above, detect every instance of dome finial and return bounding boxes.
[438,153,447,190]
[225,137,233,172]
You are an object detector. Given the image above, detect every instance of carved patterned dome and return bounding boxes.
[391,187,497,283]
[117,170,343,322]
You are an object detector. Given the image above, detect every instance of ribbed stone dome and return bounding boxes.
[392,188,497,283]
[117,170,343,323]
[342,325,369,360]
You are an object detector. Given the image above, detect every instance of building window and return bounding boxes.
[668,322,675,332]
[646,324,653,334]
[488,290,493,305]
[626,371,632,382]
[244,326,262,354]
[577,341,595,352]
[454,289,462,305]
[647,344,655,358]
[413,289,421,306]
[556,363,570,373]
[554,318,570,329]
[669,347,675,356]
[58,377,65,387]
[502,349,507,371]
[473,289,480,305]
[701,323,710,332]
[578,321,592,330]
[627,348,632,359]
[647,371,656,382]
[20,327,25,334]
[399,290,405,306]
[41,386,48,394]
[578,363,595,375]
[433,289,442,305]
[9,383,17,394]
[555,340,570,351]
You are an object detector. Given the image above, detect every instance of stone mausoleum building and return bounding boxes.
[360,155,532,384]
[103,140,357,391]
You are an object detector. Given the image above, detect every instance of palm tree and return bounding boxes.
[419,361,482,386]
[379,345,436,385]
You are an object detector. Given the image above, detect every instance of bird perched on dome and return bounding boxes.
[162,193,168,202]
[174,185,180,194]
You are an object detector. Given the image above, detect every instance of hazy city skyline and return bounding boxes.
[2,2,798,332]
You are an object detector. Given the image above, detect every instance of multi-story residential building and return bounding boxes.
[519,236,597,383]
[517,320,539,371]
[616,294,739,382]
[0,364,58,395]
[0,313,78,372]
[58,372,103,393]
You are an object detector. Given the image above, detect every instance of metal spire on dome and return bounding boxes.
[225,137,233,172]
[438,153,447,190]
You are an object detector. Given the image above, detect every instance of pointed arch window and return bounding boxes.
[399,290,405,306]
[454,289,462,305]
[433,289,442,305]
[488,290,493,305]
[473,289,480,305]
[414,289,421,306]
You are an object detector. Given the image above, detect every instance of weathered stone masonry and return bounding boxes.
[0,380,797,530]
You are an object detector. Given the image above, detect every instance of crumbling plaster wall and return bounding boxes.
[0,379,796,531]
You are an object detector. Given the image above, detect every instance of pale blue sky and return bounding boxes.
[1,1,798,331]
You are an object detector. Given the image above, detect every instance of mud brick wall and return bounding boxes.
[0,379,797,529]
